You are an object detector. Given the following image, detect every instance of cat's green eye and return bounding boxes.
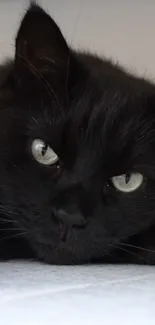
[31,139,59,166]
[111,172,143,193]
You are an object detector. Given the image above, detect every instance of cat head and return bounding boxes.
[1,3,155,264]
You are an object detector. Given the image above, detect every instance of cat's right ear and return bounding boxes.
[14,3,84,98]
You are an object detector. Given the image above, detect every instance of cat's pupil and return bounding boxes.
[41,143,48,157]
[125,173,131,184]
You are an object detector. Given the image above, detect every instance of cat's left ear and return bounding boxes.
[15,3,83,97]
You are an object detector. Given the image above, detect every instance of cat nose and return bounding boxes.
[57,209,87,228]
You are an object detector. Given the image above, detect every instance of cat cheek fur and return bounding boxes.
[0,3,155,264]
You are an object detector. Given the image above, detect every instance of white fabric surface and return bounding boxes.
[0,262,155,325]
[1,1,155,324]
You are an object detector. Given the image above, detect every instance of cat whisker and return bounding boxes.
[31,116,39,125]
[113,244,140,259]
[0,210,18,216]
[0,231,28,242]
[120,242,155,255]
[0,228,22,231]
[0,217,17,224]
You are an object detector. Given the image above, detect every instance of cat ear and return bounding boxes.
[15,3,81,98]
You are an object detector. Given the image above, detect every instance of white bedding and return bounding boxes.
[0,262,155,325]
[1,1,155,324]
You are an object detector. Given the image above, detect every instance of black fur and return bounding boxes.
[0,3,155,264]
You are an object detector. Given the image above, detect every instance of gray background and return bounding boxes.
[0,0,155,80]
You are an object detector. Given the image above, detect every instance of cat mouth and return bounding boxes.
[32,219,88,254]
[59,222,69,242]
[59,222,87,242]
[31,222,117,265]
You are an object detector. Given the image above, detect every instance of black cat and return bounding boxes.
[0,2,155,264]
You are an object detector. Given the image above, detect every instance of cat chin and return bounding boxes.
[28,222,119,265]
[32,241,86,265]
[30,240,121,265]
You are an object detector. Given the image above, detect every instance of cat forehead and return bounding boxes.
[27,88,151,151]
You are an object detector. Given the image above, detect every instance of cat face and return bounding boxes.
[1,4,155,264]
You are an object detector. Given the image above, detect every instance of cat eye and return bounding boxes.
[31,139,59,165]
[111,172,143,193]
